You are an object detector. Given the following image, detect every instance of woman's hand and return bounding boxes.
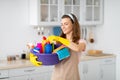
[47,35,70,46]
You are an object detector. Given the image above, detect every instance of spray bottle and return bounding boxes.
[42,36,47,53]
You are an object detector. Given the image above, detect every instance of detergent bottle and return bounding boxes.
[36,43,42,53]
[45,41,52,54]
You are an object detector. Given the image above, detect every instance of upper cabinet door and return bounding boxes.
[63,0,81,21]
[40,0,60,23]
[29,0,61,26]
[29,0,104,26]
[82,0,104,25]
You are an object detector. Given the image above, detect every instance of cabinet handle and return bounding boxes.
[105,59,112,62]
[0,77,9,79]
[85,64,88,73]
[82,64,86,74]
[83,64,88,74]
[24,69,35,72]
[99,68,103,79]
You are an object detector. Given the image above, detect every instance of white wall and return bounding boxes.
[95,0,120,54]
[0,0,46,58]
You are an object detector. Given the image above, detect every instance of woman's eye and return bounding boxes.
[64,23,68,25]
[61,22,68,26]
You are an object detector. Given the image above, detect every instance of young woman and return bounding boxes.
[51,13,86,80]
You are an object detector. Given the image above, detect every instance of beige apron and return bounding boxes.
[51,50,80,80]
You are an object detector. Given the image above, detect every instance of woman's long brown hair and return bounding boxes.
[60,13,81,44]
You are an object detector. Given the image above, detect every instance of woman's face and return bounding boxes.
[61,18,73,34]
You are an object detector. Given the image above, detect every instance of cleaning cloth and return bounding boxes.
[56,47,70,60]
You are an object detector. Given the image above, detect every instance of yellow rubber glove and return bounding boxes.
[47,35,70,46]
[47,35,57,42]
[30,53,42,66]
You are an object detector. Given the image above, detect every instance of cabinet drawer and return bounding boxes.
[100,58,116,64]
[9,66,54,77]
[0,70,9,78]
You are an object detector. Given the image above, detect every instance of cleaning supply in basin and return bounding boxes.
[53,45,70,60]
[30,53,42,66]
[42,36,47,53]
[36,43,42,53]
[45,42,52,54]
[33,47,40,53]
[57,48,70,60]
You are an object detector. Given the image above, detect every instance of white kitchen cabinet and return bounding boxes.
[9,66,53,80]
[79,59,100,80]
[81,0,104,25]
[9,76,28,80]
[29,0,61,26]
[9,74,47,80]
[116,53,120,80]
[99,58,116,80]
[79,57,116,80]
[0,70,9,80]
[29,0,81,26]
[29,0,103,26]
[62,0,81,21]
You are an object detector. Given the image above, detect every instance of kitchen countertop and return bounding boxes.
[0,60,34,70]
[80,54,116,61]
[0,54,116,70]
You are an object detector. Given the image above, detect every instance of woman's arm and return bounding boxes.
[68,40,86,52]
[47,35,86,52]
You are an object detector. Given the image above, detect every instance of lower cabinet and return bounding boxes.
[0,57,116,80]
[9,74,49,80]
[0,70,9,80]
[99,58,116,80]
[9,76,28,80]
[79,59,100,80]
[79,57,116,80]
[8,66,54,80]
